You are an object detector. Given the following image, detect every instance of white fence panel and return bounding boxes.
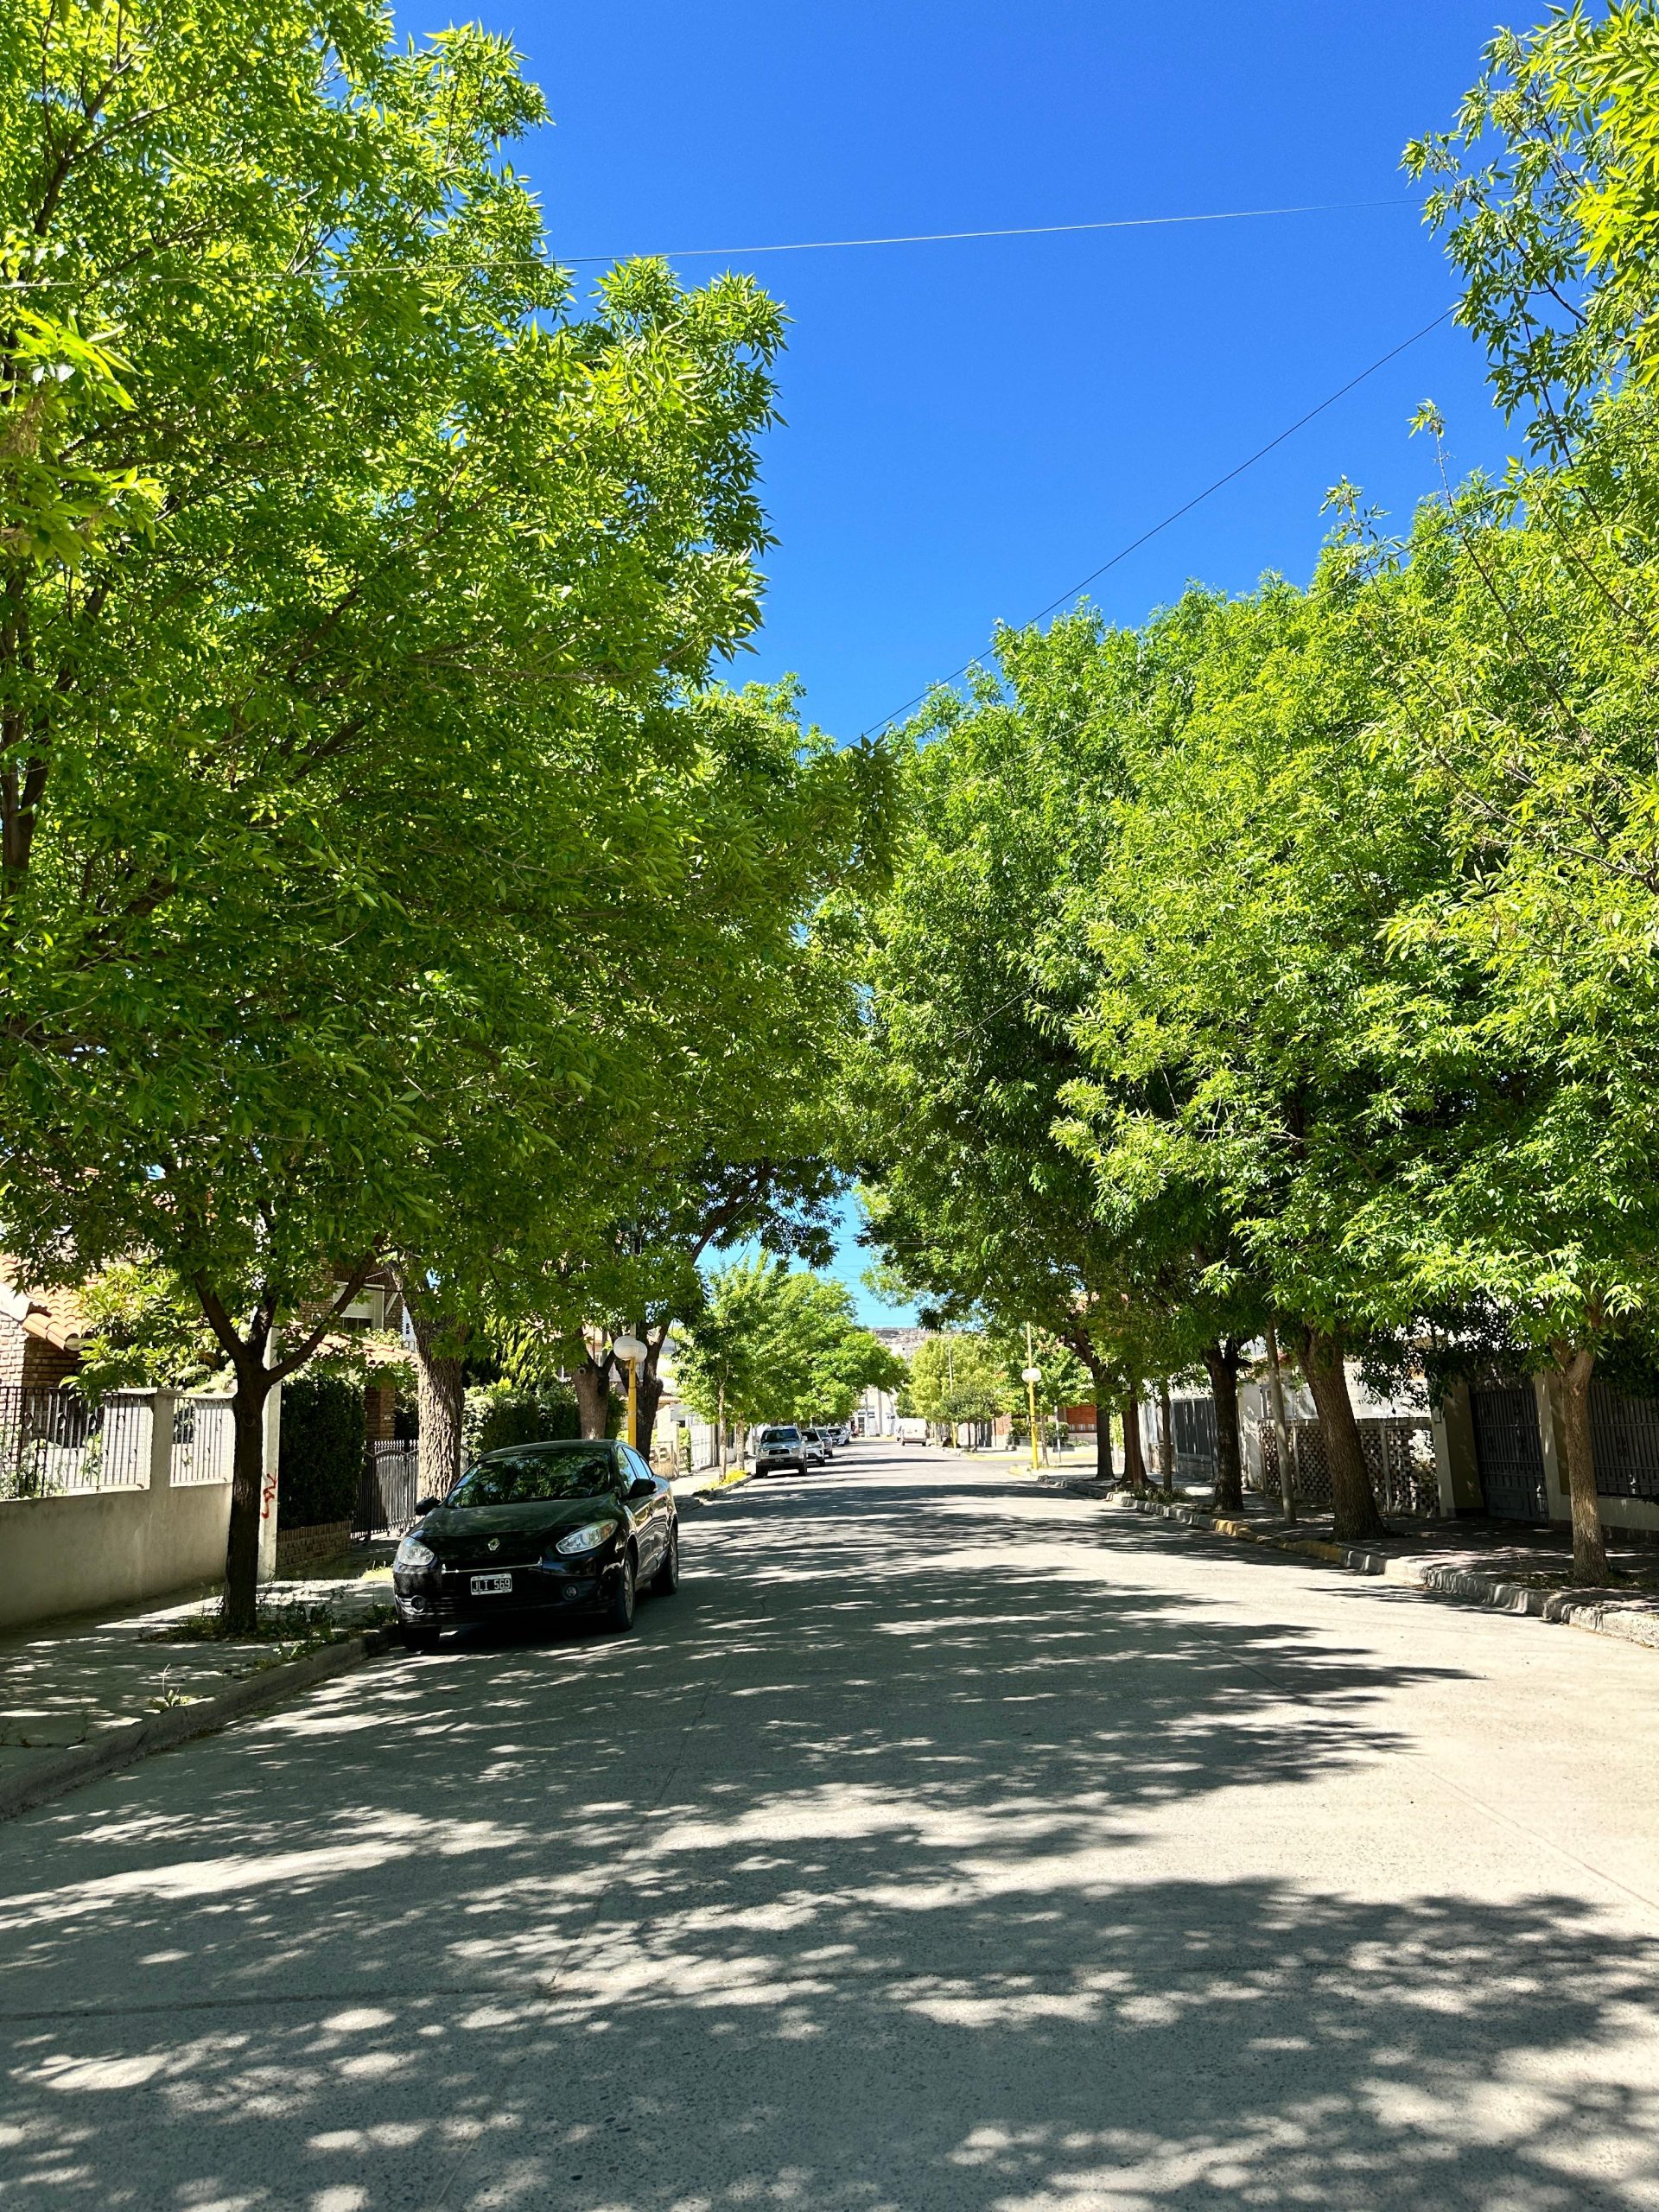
[174,1395,236,1485]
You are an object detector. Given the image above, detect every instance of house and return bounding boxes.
[0,1262,89,1391]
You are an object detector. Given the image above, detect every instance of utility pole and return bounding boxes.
[1022,1324,1043,1474]
[1158,1379,1175,1494]
[614,1332,646,1452]
[1265,1320,1295,1523]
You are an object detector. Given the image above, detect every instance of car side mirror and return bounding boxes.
[415,1495,440,1515]
[627,1477,654,1499]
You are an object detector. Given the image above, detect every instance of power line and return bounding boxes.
[860,304,1455,739]
[0,195,1414,290]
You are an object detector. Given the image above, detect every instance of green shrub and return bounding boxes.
[462,1382,582,1461]
[278,1372,363,1529]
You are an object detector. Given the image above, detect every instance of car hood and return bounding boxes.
[420,1497,622,1567]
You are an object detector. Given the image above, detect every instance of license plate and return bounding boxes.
[470,1572,512,1595]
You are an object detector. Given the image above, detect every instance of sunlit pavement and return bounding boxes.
[3,1443,1658,2210]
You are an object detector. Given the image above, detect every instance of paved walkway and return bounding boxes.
[0,1570,394,1791]
[2,1441,1656,2209]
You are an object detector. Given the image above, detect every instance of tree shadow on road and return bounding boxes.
[3,1462,1651,2209]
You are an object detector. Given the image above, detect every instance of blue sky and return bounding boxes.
[412,2,1528,1319]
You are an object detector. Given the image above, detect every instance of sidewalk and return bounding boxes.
[0,1556,398,1821]
[1043,1473,1659,1650]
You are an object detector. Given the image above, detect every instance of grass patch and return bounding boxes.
[144,1598,396,1655]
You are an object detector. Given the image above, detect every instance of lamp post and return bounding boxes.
[613,1332,647,1452]
[1022,1324,1043,1474]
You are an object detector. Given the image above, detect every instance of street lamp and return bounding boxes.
[1022,1324,1043,1474]
[613,1332,647,1451]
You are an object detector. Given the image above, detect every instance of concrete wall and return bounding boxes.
[0,1395,230,1630]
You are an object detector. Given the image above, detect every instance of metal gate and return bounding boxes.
[1171,1395,1218,1484]
[356,1439,422,1536]
[1469,1384,1548,1521]
[1590,1381,1659,1502]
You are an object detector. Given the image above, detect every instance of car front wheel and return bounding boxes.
[606,1549,637,1633]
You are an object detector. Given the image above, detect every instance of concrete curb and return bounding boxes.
[1043,1479,1659,1654]
[672,1467,752,1500]
[0,1624,400,1824]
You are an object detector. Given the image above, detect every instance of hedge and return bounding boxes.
[278,1371,363,1529]
[463,1384,582,1461]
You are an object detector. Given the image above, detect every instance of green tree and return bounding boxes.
[679,1259,902,1435]
[855,613,1263,1493]
[390,679,889,1486]
[0,0,788,1626]
[905,1332,1007,1438]
[1376,10,1659,1576]
[1405,2,1659,456]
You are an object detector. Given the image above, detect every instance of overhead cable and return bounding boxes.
[860,305,1456,738]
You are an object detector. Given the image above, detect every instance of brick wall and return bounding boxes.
[274,1519,353,1577]
[0,1319,79,1390]
[364,1382,396,1442]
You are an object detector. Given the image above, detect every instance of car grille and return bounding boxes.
[431,1566,597,1620]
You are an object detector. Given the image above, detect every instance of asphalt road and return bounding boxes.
[3,1439,1659,2211]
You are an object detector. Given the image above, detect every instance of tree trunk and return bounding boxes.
[225,1364,273,1635]
[396,1279,467,1499]
[1071,1350,1112,1481]
[1158,1380,1174,1494]
[573,1353,613,1440]
[1548,1344,1608,1584]
[716,1380,727,1477]
[1120,1389,1147,1491]
[196,1260,378,1632]
[1203,1339,1244,1514]
[1299,1325,1385,1541]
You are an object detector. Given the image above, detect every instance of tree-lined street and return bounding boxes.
[3,1439,1656,2209]
[7,7,1659,2202]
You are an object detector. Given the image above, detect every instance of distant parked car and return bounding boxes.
[802,1427,831,1465]
[391,1438,677,1650]
[754,1424,809,1476]
[895,1416,928,1446]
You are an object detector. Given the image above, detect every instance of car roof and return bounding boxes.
[479,1439,617,1460]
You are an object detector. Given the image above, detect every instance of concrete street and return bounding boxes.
[3,1439,1658,2210]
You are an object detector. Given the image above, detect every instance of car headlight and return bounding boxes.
[554,1518,619,1557]
[395,1535,436,1570]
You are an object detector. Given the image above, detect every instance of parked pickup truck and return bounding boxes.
[753,1424,810,1477]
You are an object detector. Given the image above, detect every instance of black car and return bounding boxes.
[391,1438,677,1650]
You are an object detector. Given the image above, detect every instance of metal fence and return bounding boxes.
[171,1395,236,1485]
[0,1386,152,1499]
[356,1438,422,1537]
[1591,1381,1659,1503]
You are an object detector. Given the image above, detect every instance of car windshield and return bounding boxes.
[446,1446,619,1507]
[761,1427,799,1443]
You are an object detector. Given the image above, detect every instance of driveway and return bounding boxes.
[3,1440,1657,2209]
